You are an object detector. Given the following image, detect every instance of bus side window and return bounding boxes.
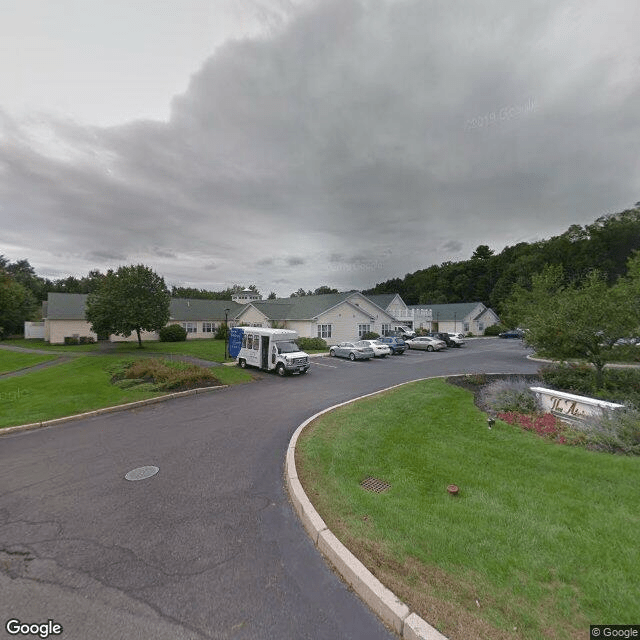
[247,335,253,350]
[253,334,259,350]
[242,333,247,348]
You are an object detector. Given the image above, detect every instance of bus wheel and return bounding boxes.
[276,363,286,376]
[239,359,246,368]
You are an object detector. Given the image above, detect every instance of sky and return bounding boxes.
[1,0,639,297]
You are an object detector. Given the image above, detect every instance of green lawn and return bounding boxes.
[296,378,640,640]
[2,338,233,361]
[0,355,253,428]
[0,350,58,374]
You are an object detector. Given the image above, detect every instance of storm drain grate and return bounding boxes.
[360,477,391,493]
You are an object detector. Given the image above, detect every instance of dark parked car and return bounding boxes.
[427,332,463,347]
[498,329,524,339]
[377,336,407,354]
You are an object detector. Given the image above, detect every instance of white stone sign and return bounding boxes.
[530,387,624,423]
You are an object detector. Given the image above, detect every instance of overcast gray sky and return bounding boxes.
[1,0,639,296]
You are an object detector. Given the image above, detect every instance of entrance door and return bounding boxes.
[261,336,270,369]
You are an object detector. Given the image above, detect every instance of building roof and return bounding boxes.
[245,291,357,321]
[365,293,405,310]
[45,293,243,321]
[407,302,485,321]
[170,298,243,321]
[46,293,90,319]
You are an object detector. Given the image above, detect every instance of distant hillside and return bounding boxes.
[363,203,640,313]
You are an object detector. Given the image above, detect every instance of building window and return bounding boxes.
[478,323,484,332]
[252,322,262,327]
[463,322,470,332]
[317,324,332,339]
[358,324,371,338]
[182,322,197,333]
[202,321,215,333]
[381,323,391,336]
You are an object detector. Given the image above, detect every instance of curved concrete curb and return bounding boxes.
[0,385,228,436]
[285,378,448,640]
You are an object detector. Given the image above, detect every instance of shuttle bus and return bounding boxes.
[229,327,310,376]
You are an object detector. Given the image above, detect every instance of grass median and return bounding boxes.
[0,355,253,428]
[0,350,58,374]
[296,377,640,640]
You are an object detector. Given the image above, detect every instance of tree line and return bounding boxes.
[363,203,640,314]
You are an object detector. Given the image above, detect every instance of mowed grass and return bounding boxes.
[2,338,231,361]
[296,378,640,640]
[0,355,253,428]
[0,350,58,374]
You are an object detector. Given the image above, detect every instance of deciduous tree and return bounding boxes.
[85,265,170,348]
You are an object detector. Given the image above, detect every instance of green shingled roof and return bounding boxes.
[407,302,485,321]
[45,293,243,321]
[248,291,359,320]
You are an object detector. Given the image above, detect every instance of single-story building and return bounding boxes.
[408,302,500,335]
[234,291,401,346]
[42,293,244,344]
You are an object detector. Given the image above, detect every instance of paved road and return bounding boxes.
[0,339,538,640]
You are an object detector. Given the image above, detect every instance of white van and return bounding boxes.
[393,325,416,339]
[229,327,310,376]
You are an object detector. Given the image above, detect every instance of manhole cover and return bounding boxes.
[360,477,391,493]
[125,466,159,481]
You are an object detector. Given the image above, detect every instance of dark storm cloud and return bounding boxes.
[1,0,639,293]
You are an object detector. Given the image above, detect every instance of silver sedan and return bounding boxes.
[406,336,447,351]
[329,342,375,360]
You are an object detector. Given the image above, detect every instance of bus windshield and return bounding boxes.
[276,341,299,354]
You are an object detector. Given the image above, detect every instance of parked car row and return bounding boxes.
[328,332,467,360]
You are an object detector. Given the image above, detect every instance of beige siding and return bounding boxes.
[47,320,98,344]
[316,302,372,345]
[235,306,269,327]
[345,293,398,337]
[285,321,314,337]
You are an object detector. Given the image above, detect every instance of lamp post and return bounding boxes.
[224,308,230,360]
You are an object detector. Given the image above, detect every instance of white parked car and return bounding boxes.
[406,336,447,351]
[356,339,391,357]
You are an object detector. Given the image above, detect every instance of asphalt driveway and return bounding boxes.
[0,339,538,639]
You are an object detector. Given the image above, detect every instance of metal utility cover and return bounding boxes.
[125,466,159,481]
[360,477,391,493]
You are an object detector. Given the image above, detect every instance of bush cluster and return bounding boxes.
[581,407,640,455]
[159,324,187,342]
[64,336,96,345]
[361,331,380,340]
[477,377,540,414]
[539,364,640,405]
[483,324,505,336]
[296,337,327,351]
[112,358,219,391]
[215,324,229,340]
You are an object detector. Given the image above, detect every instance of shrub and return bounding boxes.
[580,406,640,455]
[478,377,540,414]
[215,324,229,340]
[483,324,504,336]
[78,336,96,344]
[119,358,218,391]
[296,337,327,351]
[159,324,188,342]
[361,331,380,340]
[539,363,595,395]
[539,364,640,405]
[64,336,79,345]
